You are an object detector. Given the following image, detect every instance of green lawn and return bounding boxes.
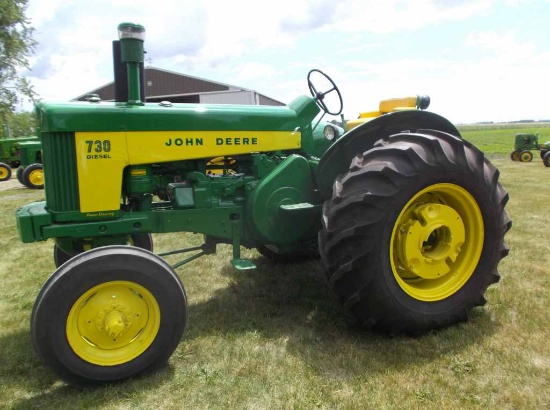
[458,122,550,157]
[0,126,548,409]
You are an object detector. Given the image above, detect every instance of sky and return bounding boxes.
[20,0,550,124]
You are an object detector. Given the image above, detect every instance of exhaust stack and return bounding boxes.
[117,22,146,105]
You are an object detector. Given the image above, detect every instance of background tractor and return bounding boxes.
[510,133,550,162]
[0,136,38,181]
[15,23,511,387]
[15,140,43,189]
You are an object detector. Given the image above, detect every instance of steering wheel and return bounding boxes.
[307,69,343,116]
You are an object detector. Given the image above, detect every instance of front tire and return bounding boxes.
[16,166,24,184]
[543,151,550,167]
[32,246,187,387]
[519,150,533,162]
[510,150,520,161]
[22,163,44,189]
[319,130,511,335]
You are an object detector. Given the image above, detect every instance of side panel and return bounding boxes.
[75,132,129,213]
[75,130,301,213]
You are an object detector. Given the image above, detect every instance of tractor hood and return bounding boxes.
[35,100,303,133]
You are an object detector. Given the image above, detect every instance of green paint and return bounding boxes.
[16,22,334,268]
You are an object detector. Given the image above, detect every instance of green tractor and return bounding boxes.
[510,133,550,162]
[0,136,39,181]
[15,140,44,189]
[15,23,511,387]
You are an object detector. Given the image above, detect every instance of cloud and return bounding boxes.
[466,30,537,60]
[279,0,338,32]
[19,0,550,123]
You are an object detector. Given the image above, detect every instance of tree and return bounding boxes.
[0,0,36,125]
[3,110,36,137]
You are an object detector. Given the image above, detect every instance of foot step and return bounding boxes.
[231,258,257,271]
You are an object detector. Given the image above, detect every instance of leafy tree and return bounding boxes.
[0,0,37,125]
[3,110,36,137]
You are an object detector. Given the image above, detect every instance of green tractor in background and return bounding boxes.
[15,140,43,189]
[0,136,39,181]
[15,23,511,387]
[510,133,550,162]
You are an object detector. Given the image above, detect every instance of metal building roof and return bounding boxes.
[73,67,284,106]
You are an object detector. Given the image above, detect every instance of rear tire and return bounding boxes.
[32,246,187,387]
[319,130,511,335]
[54,233,154,268]
[543,151,550,167]
[16,166,24,184]
[510,150,520,161]
[22,163,44,189]
[256,242,318,263]
[0,162,12,181]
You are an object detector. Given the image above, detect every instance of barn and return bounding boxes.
[73,67,284,106]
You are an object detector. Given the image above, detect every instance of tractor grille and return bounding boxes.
[42,132,80,213]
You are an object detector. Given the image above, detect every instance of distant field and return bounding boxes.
[457,122,550,157]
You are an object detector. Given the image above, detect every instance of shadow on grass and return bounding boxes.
[4,254,500,407]
[182,255,500,378]
[0,329,176,409]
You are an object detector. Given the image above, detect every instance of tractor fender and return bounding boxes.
[317,110,461,199]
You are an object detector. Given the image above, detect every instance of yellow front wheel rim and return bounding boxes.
[520,152,532,162]
[67,280,160,366]
[28,169,43,186]
[390,183,484,301]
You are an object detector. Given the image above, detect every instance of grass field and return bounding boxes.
[457,122,550,158]
[0,125,549,409]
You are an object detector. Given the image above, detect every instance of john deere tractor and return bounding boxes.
[15,23,511,387]
[15,140,43,189]
[0,136,39,181]
[510,133,550,162]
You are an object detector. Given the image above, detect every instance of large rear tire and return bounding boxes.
[543,151,550,167]
[256,242,318,263]
[32,246,187,387]
[319,130,511,335]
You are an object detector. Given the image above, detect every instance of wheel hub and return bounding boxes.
[396,204,465,280]
[81,293,138,346]
[104,310,127,338]
[390,183,484,302]
[67,281,160,365]
[28,169,43,185]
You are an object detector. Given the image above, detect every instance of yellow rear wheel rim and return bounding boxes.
[67,280,160,366]
[0,167,7,179]
[390,183,484,301]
